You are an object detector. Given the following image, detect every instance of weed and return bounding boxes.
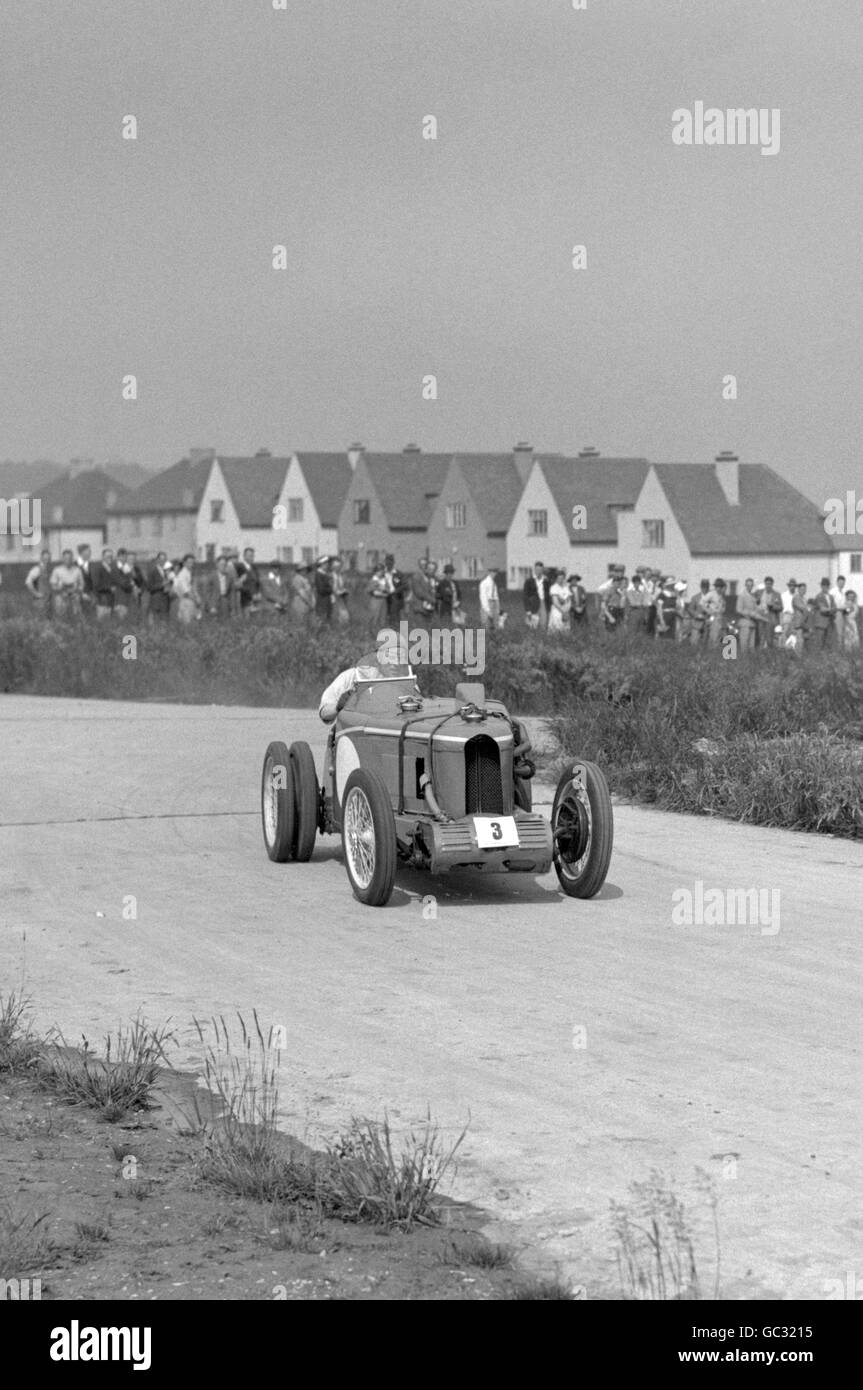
[0,991,42,1073]
[36,1018,173,1117]
[0,1202,54,1275]
[611,1169,720,1301]
[323,1112,466,1229]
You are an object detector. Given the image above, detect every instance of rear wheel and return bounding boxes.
[341,769,397,906]
[261,740,295,862]
[290,741,319,861]
[551,760,613,898]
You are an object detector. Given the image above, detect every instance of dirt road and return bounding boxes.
[1,695,860,1298]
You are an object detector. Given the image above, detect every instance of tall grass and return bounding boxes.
[36,1018,174,1119]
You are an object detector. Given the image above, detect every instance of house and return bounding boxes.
[106,449,215,559]
[425,445,554,579]
[271,452,353,567]
[196,452,292,562]
[338,446,452,572]
[15,468,135,562]
[505,450,651,590]
[619,454,843,593]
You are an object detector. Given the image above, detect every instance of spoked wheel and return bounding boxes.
[340,769,396,907]
[551,760,613,898]
[290,741,319,862]
[261,740,296,862]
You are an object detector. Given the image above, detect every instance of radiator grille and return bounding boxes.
[465,735,504,814]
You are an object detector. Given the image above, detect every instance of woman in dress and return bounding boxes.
[289,564,315,622]
[173,554,202,624]
[842,589,860,649]
[547,568,571,633]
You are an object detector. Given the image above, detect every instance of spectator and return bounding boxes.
[568,574,587,628]
[234,547,261,616]
[383,553,405,623]
[173,554,202,623]
[314,556,334,622]
[779,579,798,643]
[411,557,436,627]
[436,563,460,624]
[842,589,860,649]
[736,577,762,652]
[703,578,727,646]
[25,548,53,615]
[147,551,173,620]
[812,577,836,649]
[202,554,237,618]
[91,547,120,618]
[830,575,847,647]
[366,563,389,633]
[522,561,549,630]
[600,574,627,633]
[478,564,501,629]
[261,561,288,613]
[330,556,350,626]
[788,582,809,652]
[77,543,95,614]
[50,548,84,617]
[655,575,679,640]
[113,549,136,617]
[758,576,783,647]
[548,568,571,632]
[626,572,650,633]
[686,580,710,645]
[289,563,315,622]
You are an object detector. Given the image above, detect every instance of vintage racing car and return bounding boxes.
[260,659,613,907]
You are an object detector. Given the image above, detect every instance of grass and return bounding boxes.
[0,991,43,1073]
[35,1017,174,1119]
[611,1169,720,1301]
[323,1113,467,1229]
[503,1276,581,1300]
[441,1236,514,1269]
[0,1201,54,1276]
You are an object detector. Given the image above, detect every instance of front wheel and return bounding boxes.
[340,769,397,906]
[261,740,295,862]
[551,761,613,898]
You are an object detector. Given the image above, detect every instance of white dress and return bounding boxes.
[548,582,571,632]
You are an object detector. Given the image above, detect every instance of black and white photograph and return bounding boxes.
[1,0,860,1351]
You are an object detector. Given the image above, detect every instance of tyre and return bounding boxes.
[290,741,319,862]
[340,768,397,906]
[551,760,613,898]
[261,740,296,862]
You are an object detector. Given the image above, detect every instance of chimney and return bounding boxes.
[714,450,740,506]
[347,442,365,470]
[189,448,216,465]
[254,448,272,458]
[513,441,534,484]
[578,446,601,459]
[403,443,421,453]
[68,456,96,478]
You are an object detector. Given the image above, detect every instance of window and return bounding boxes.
[642,519,665,548]
[278,545,294,564]
[342,550,357,571]
[463,556,479,579]
[301,546,314,565]
[353,499,370,525]
[210,500,224,523]
[288,498,304,523]
[446,502,467,529]
[205,543,216,562]
[528,509,547,537]
[850,554,862,573]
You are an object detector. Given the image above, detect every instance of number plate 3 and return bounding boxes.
[473,815,518,848]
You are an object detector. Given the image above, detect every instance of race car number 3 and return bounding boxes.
[473,815,518,848]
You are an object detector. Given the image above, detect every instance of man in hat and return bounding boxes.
[411,556,436,628]
[436,562,460,623]
[383,553,405,624]
[758,576,783,648]
[812,577,836,649]
[568,573,587,627]
[523,561,550,630]
[318,632,414,723]
[736,577,764,653]
[314,556,334,621]
[704,577,727,646]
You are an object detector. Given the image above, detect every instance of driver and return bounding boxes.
[318,632,414,722]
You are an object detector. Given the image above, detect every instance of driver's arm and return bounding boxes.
[318,667,358,723]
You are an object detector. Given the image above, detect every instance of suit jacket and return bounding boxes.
[411,569,435,616]
[523,574,549,614]
[201,569,237,615]
[91,560,118,606]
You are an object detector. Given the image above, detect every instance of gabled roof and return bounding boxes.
[539,457,651,543]
[449,454,546,535]
[216,456,291,528]
[108,456,213,515]
[38,469,135,528]
[360,453,452,529]
[293,453,353,529]
[653,464,839,555]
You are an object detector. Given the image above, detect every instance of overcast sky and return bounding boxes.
[1,0,860,506]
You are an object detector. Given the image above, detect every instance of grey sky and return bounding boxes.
[1,0,860,506]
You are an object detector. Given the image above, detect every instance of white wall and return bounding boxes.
[619,469,691,581]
